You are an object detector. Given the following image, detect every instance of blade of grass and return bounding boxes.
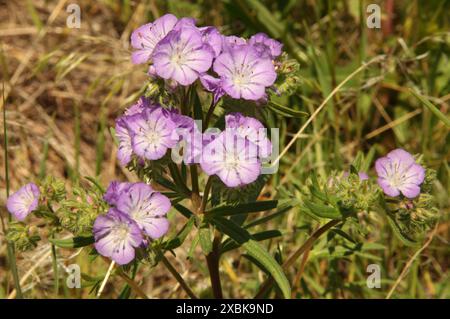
[410,89,450,128]
[2,82,23,298]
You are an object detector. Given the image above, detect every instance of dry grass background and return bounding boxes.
[0,0,449,298]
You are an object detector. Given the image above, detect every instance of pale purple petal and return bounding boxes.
[116,183,171,239]
[103,181,132,206]
[93,208,143,265]
[6,183,40,221]
[152,27,214,86]
[126,108,177,160]
[115,118,133,166]
[375,149,425,198]
[213,45,276,101]
[130,14,178,64]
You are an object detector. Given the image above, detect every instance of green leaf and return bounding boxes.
[267,101,308,118]
[303,201,342,219]
[385,213,420,247]
[206,200,278,217]
[198,225,213,255]
[49,235,94,248]
[410,89,450,128]
[164,217,195,251]
[221,230,282,254]
[211,216,291,299]
[174,204,194,219]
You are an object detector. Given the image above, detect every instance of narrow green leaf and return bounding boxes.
[303,201,342,219]
[211,217,291,299]
[206,200,278,217]
[164,217,195,251]
[50,236,94,249]
[221,230,282,254]
[410,89,450,128]
[267,101,308,118]
[198,226,213,255]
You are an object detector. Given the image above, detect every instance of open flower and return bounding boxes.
[93,208,143,265]
[130,13,178,64]
[116,183,170,239]
[126,107,177,160]
[225,113,272,158]
[248,33,282,59]
[213,45,276,100]
[6,183,40,221]
[201,131,261,187]
[152,26,214,85]
[375,149,425,198]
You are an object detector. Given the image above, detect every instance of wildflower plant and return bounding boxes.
[4,13,442,300]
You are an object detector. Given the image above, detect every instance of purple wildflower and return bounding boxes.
[248,33,283,59]
[130,14,178,64]
[152,27,214,85]
[6,183,40,221]
[126,107,178,160]
[199,27,223,57]
[116,183,170,239]
[213,45,277,100]
[93,208,143,265]
[375,149,425,198]
[103,181,132,206]
[225,113,272,158]
[201,131,261,187]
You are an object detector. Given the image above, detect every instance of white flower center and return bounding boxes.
[146,130,161,144]
[112,224,130,243]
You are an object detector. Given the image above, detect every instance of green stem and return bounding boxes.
[51,241,59,296]
[199,176,213,214]
[2,83,23,298]
[160,253,198,299]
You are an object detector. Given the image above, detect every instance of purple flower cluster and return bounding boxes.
[93,182,171,265]
[115,97,196,166]
[375,149,425,199]
[6,183,40,221]
[131,14,282,101]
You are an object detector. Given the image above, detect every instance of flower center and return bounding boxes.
[146,130,161,144]
[113,224,130,243]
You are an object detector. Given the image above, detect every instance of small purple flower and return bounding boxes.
[248,33,283,59]
[93,208,143,265]
[6,183,40,221]
[199,27,223,57]
[201,131,261,187]
[225,113,272,158]
[152,27,214,85]
[375,149,425,198]
[104,181,132,206]
[200,74,225,105]
[213,45,277,100]
[130,14,178,64]
[116,183,170,239]
[126,107,177,160]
